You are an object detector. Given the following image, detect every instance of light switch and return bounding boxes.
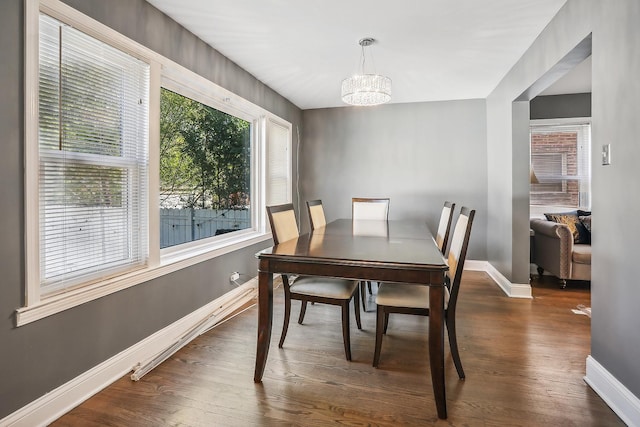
[602,144,611,165]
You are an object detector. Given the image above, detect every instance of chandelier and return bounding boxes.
[341,38,392,106]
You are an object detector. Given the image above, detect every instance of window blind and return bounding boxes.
[265,119,291,206]
[38,14,149,294]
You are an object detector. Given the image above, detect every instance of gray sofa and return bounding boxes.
[530,218,591,288]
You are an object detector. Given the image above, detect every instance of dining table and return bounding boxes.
[254,218,450,419]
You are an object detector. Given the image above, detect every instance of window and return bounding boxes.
[38,13,149,295]
[530,119,591,210]
[159,88,252,249]
[21,0,292,325]
[266,118,292,206]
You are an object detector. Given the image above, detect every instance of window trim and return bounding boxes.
[20,0,291,326]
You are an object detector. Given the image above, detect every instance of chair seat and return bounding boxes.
[291,276,358,299]
[376,283,450,309]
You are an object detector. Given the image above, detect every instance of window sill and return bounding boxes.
[16,232,271,326]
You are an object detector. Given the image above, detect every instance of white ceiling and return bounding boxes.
[147,0,589,110]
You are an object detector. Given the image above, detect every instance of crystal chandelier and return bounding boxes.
[341,38,392,106]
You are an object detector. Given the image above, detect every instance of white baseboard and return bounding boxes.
[0,280,257,427]
[585,355,640,427]
[466,260,532,299]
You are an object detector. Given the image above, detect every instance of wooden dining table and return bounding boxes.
[254,218,450,419]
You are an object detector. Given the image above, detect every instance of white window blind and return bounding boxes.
[265,119,292,206]
[38,13,149,294]
[531,153,565,193]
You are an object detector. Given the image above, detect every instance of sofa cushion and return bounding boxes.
[544,212,590,244]
[572,244,591,265]
[579,215,591,233]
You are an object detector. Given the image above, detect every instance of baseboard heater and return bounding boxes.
[130,278,257,381]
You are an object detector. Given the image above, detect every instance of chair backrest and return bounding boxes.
[352,198,390,220]
[306,199,326,230]
[435,201,456,255]
[352,220,389,237]
[266,203,299,245]
[446,207,475,312]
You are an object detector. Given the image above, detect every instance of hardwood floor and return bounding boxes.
[53,271,623,426]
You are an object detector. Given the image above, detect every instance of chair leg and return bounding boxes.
[383,312,390,334]
[360,281,367,311]
[446,314,465,379]
[279,294,291,348]
[341,301,352,361]
[353,290,362,330]
[373,305,385,367]
[367,281,373,294]
[298,300,308,324]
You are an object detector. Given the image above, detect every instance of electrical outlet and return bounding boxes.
[230,272,240,281]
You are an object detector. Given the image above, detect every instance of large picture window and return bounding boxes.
[159,89,252,248]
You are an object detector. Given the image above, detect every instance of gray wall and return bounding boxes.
[590,0,640,399]
[487,0,640,399]
[300,100,488,261]
[530,93,591,120]
[0,0,301,418]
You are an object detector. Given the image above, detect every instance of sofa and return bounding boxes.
[530,212,591,288]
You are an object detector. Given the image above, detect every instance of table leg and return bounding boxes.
[429,283,447,419]
[254,265,273,382]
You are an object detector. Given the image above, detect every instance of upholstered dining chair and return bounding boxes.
[352,197,390,310]
[302,199,327,314]
[306,199,326,230]
[352,197,390,221]
[435,201,456,255]
[372,207,475,380]
[266,203,361,361]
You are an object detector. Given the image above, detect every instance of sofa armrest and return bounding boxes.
[530,218,571,240]
[530,218,573,279]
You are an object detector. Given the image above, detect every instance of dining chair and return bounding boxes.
[352,197,390,310]
[435,201,456,255]
[306,199,326,230]
[302,199,327,314]
[266,203,362,361]
[372,206,475,380]
[352,197,390,221]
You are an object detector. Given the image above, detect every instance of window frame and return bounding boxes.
[20,0,292,326]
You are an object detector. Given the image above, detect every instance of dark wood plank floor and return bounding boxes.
[53,271,623,426]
